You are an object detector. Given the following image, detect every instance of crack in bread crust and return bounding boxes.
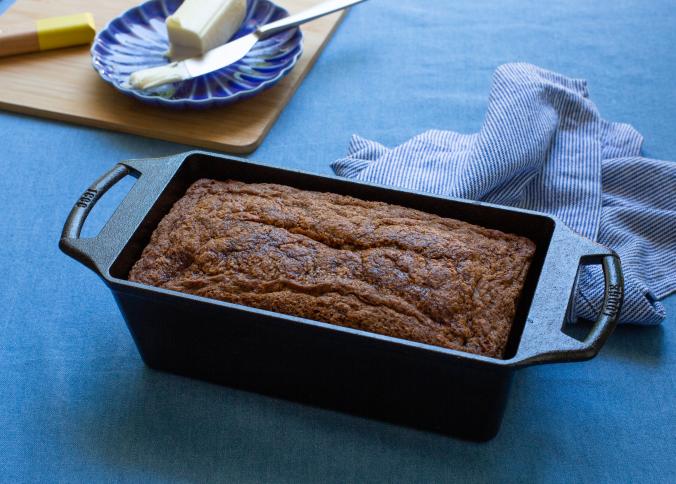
[128,179,536,358]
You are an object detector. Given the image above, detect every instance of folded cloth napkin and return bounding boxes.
[332,63,675,324]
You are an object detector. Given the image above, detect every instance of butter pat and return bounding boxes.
[166,0,247,60]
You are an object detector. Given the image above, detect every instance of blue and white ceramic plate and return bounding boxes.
[91,0,303,108]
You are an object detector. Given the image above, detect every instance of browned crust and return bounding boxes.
[128,179,536,358]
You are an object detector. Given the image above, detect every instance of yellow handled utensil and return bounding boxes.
[0,13,95,58]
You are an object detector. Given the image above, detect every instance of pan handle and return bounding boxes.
[59,153,190,276]
[61,164,131,240]
[512,228,624,366]
[577,254,623,350]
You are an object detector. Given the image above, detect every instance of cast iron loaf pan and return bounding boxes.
[60,151,624,441]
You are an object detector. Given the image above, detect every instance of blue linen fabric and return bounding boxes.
[0,0,13,15]
[333,63,676,325]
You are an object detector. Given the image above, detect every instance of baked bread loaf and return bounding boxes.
[128,179,535,358]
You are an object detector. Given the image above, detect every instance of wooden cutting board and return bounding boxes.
[0,0,344,153]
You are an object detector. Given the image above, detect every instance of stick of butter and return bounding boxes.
[0,13,95,58]
[166,0,247,60]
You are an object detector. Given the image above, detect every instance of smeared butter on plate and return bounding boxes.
[166,0,247,60]
[128,62,190,90]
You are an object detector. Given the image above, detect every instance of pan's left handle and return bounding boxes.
[60,163,134,274]
[59,153,190,276]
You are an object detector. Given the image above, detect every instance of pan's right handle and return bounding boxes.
[512,226,624,366]
[59,152,191,277]
[576,254,623,351]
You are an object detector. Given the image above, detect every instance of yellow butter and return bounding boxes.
[36,13,96,51]
[166,0,246,60]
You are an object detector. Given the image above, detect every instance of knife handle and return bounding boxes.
[258,0,368,39]
[0,13,95,58]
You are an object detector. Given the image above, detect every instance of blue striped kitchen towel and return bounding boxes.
[332,63,675,324]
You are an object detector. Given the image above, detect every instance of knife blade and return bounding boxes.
[129,0,368,90]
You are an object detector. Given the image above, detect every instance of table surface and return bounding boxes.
[1,0,674,482]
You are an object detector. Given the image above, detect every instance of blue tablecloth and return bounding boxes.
[1,0,674,482]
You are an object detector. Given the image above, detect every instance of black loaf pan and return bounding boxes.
[60,151,624,441]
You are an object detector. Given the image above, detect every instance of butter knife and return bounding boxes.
[129,0,368,90]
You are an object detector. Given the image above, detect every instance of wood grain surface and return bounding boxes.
[0,0,344,153]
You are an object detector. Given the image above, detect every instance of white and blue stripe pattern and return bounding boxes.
[332,63,675,324]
